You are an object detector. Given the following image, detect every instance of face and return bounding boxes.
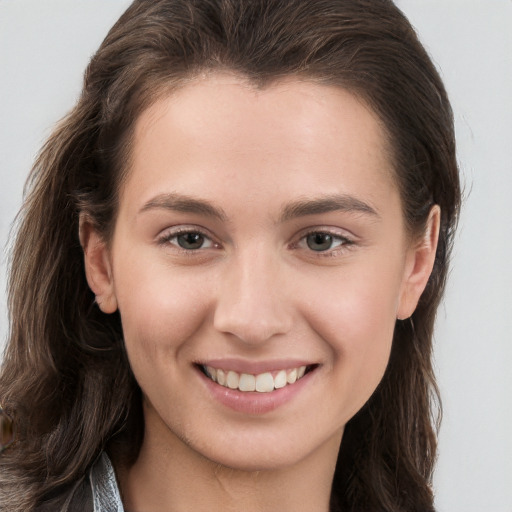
[84,73,436,472]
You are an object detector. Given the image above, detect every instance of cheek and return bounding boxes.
[112,256,213,360]
[300,262,401,403]
[304,261,400,344]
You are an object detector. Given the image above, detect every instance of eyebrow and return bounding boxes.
[139,193,228,221]
[138,192,379,223]
[279,194,380,222]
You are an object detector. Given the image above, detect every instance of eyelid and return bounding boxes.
[156,225,220,250]
[291,226,356,253]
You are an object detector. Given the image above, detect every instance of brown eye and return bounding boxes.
[306,233,334,252]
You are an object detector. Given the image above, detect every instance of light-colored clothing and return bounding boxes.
[89,452,124,512]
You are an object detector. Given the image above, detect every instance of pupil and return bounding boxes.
[178,233,204,250]
[307,233,332,251]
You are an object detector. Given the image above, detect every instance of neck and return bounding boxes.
[118,408,342,512]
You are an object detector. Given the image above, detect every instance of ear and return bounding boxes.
[79,216,118,314]
[397,205,440,320]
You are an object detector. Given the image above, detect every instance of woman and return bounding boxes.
[0,0,460,510]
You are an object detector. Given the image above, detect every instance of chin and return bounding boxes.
[201,445,312,473]
[182,423,343,474]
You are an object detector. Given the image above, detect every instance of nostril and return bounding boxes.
[213,304,293,345]
[212,265,293,344]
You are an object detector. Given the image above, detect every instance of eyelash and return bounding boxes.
[156,227,354,256]
[156,227,218,252]
[292,229,354,256]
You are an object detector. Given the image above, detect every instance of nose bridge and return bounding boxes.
[213,243,292,344]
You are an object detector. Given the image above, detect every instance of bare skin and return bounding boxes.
[117,408,339,512]
[82,73,439,511]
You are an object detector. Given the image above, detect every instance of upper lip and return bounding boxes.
[196,358,318,375]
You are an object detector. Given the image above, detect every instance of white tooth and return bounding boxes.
[255,372,275,393]
[226,371,239,389]
[216,369,226,386]
[287,368,297,384]
[274,370,287,389]
[297,366,306,379]
[206,366,217,382]
[239,373,256,392]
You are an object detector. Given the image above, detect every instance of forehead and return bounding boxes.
[135,73,391,158]
[121,73,397,217]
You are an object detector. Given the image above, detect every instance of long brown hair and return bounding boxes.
[0,1,460,510]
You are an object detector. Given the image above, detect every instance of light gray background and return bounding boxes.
[1,1,511,510]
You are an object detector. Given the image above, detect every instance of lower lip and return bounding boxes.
[198,367,315,415]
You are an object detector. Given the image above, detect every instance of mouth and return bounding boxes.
[198,364,317,393]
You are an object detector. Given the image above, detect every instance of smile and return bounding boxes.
[201,365,310,393]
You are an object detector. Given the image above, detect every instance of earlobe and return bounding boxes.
[79,216,118,314]
[397,205,441,320]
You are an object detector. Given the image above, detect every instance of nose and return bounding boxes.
[213,247,293,345]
